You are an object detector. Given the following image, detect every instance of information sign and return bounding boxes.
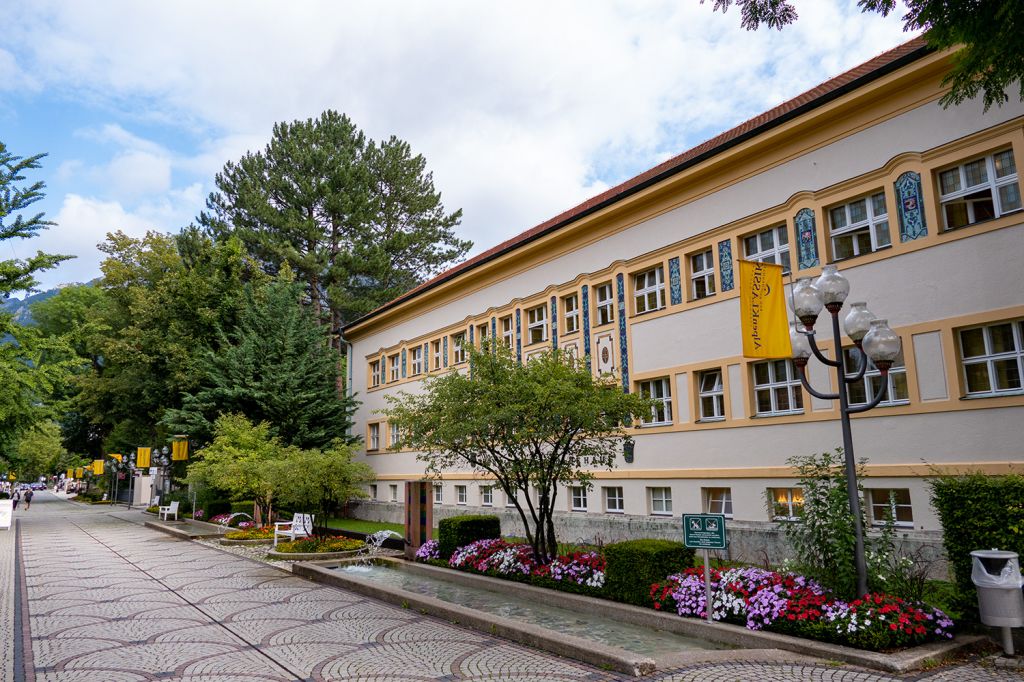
[0,499,12,530]
[682,513,727,550]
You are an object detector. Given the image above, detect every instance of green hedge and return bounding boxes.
[604,539,695,606]
[204,500,232,517]
[438,515,501,559]
[931,473,1024,617]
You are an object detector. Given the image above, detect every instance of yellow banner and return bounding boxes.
[171,440,189,461]
[92,459,104,475]
[739,260,793,359]
[136,447,151,469]
[109,453,122,462]
[67,469,73,479]
[75,468,84,478]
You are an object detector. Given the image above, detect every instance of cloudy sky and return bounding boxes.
[1,1,913,293]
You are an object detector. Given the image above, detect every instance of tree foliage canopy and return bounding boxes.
[200,110,471,342]
[705,0,1024,110]
[385,344,651,561]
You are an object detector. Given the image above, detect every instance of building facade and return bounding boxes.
[342,40,1024,558]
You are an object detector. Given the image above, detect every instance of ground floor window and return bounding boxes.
[703,487,733,517]
[433,483,442,505]
[481,486,493,506]
[456,485,467,505]
[369,484,377,500]
[867,488,913,527]
[603,486,624,513]
[389,484,398,503]
[769,487,802,520]
[649,487,672,515]
[570,486,588,511]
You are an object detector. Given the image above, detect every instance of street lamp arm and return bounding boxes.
[806,330,842,368]
[795,364,839,400]
[842,346,868,385]
[847,370,890,414]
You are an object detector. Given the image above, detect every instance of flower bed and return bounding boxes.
[210,513,256,529]
[650,566,954,651]
[416,539,954,652]
[274,536,364,554]
[416,539,605,592]
[224,526,275,540]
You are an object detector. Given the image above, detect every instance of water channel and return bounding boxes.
[336,564,726,657]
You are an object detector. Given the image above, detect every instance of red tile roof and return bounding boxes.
[346,37,930,333]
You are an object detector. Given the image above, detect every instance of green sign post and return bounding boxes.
[682,513,727,623]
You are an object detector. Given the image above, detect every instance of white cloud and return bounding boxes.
[7,0,915,277]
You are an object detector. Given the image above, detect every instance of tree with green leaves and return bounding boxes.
[162,274,357,449]
[705,0,1024,111]
[200,110,471,345]
[1,142,72,299]
[385,344,651,562]
[270,442,374,532]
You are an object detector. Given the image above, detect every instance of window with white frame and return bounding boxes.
[638,377,672,425]
[596,282,615,326]
[481,486,493,506]
[388,423,400,448]
[501,316,514,347]
[698,369,725,421]
[603,486,624,513]
[753,360,804,416]
[633,266,665,314]
[844,346,909,406]
[744,225,790,273]
[368,423,380,451]
[563,294,579,334]
[434,483,443,504]
[867,488,913,527]
[370,359,381,387]
[769,487,803,520]
[369,484,377,499]
[452,332,467,364]
[527,305,547,344]
[569,486,588,511]
[690,249,716,300]
[477,323,489,346]
[704,487,733,517]
[456,485,467,505]
[829,191,891,260]
[389,484,398,502]
[410,346,423,375]
[939,149,1021,230]
[959,320,1024,396]
[431,340,442,370]
[649,487,672,515]
[389,354,400,382]
[505,491,516,507]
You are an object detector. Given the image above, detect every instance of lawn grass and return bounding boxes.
[325,518,407,535]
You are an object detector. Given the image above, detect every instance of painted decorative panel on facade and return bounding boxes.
[490,317,497,349]
[668,257,683,306]
[616,273,629,392]
[718,239,734,291]
[401,348,407,378]
[595,334,615,375]
[796,208,819,270]
[581,284,591,369]
[515,308,522,363]
[550,296,558,350]
[442,336,448,368]
[422,343,429,366]
[895,171,928,242]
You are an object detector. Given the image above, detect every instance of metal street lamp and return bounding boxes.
[789,264,901,597]
[109,459,121,504]
[127,452,137,510]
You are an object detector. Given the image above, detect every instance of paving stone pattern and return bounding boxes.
[12,493,1024,681]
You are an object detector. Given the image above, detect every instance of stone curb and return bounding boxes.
[295,556,985,675]
[219,538,274,546]
[267,548,366,561]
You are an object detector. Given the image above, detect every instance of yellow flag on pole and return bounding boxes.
[136,447,151,469]
[109,453,122,462]
[92,460,104,475]
[67,469,73,479]
[171,440,189,461]
[75,468,84,478]
[739,259,793,359]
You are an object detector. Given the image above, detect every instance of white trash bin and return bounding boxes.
[971,549,1024,655]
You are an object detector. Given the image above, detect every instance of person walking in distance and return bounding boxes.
[24,488,33,510]
[11,489,20,511]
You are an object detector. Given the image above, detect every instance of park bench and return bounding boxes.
[273,513,314,547]
[158,500,179,521]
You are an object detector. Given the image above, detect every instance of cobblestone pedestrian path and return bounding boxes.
[9,493,1022,681]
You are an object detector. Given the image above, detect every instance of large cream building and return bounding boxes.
[342,39,1024,557]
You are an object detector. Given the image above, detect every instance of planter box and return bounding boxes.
[266,548,368,561]
[219,538,274,546]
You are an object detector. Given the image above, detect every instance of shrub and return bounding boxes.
[604,539,694,606]
[930,473,1024,617]
[274,536,363,553]
[204,499,232,517]
[145,505,159,514]
[437,515,501,559]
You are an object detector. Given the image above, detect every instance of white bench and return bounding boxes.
[274,513,314,547]
[158,500,179,521]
